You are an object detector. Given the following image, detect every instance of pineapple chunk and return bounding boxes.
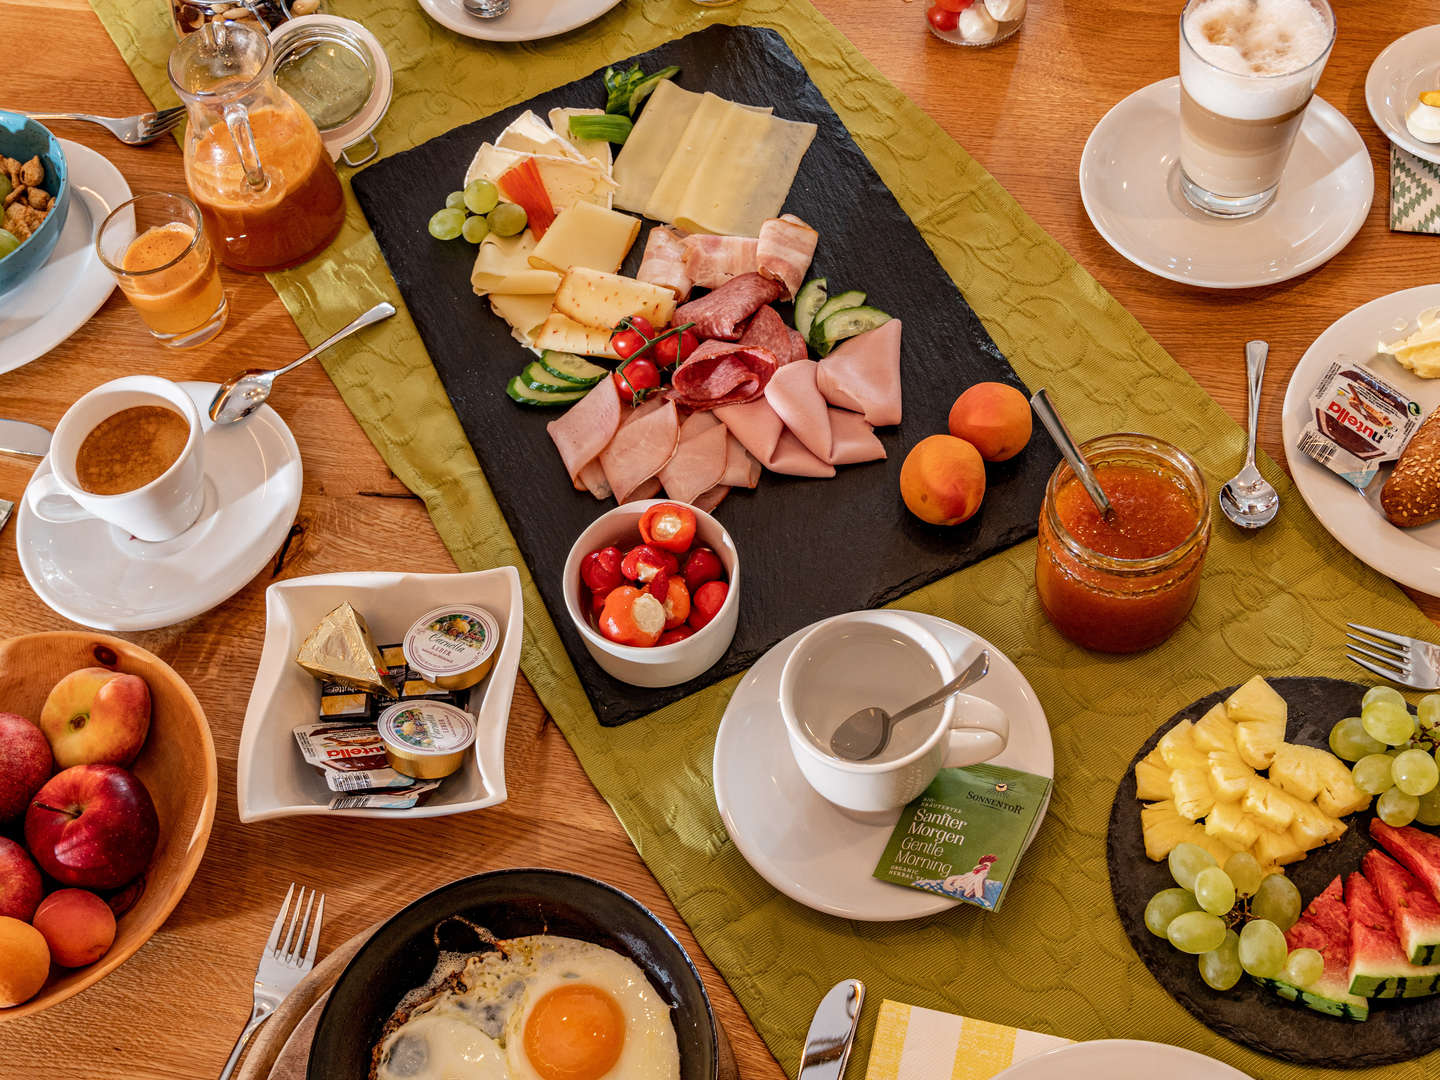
[1192,831,1244,867]
[1254,828,1307,867]
[1309,750,1371,818]
[1227,676,1287,769]
[1208,750,1256,802]
[1140,800,1198,861]
[1268,743,1323,802]
[1192,703,1239,755]
[1242,776,1297,831]
[1157,720,1207,771]
[1171,765,1216,821]
[1285,795,1342,851]
[1134,748,1172,801]
[1205,799,1262,850]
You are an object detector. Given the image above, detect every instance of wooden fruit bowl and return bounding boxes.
[0,632,217,1020]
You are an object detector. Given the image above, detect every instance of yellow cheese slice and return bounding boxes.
[470,233,562,296]
[553,267,676,330]
[548,107,612,170]
[672,108,817,236]
[645,93,742,225]
[613,81,701,213]
[529,203,641,274]
[489,292,556,343]
[533,313,620,359]
[496,110,587,163]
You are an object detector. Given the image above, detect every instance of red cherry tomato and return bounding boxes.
[581,546,624,594]
[639,503,698,554]
[598,586,665,647]
[611,328,646,359]
[627,315,655,338]
[927,4,960,31]
[587,590,608,620]
[661,577,691,629]
[653,328,699,367]
[935,0,972,10]
[612,357,661,405]
[620,544,678,583]
[681,547,724,592]
[689,580,729,631]
[657,625,695,646]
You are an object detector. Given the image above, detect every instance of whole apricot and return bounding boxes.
[33,889,116,968]
[900,435,987,526]
[0,916,50,1006]
[947,382,1033,462]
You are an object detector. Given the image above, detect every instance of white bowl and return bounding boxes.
[562,500,740,687]
[237,568,523,821]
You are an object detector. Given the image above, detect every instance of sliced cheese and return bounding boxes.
[496,110,587,163]
[464,142,526,187]
[533,313,619,359]
[470,232,562,296]
[489,292,556,343]
[613,80,701,214]
[549,107,612,169]
[646,92,742,225]
[673,107,816,236]
[465,144,617,213]
[553,267,676,330]
[529,203,641,274]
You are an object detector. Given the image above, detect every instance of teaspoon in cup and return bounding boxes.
[828,651,990,762]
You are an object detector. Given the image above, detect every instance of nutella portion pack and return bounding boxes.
[1297,362,1423,490]
[293,721,416,792]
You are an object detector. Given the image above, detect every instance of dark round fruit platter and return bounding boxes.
[1107,676,1440,1069]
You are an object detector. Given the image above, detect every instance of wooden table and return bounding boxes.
[1,0,1437,1075]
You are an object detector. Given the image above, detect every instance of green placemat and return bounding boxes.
[90,0,1440,1076]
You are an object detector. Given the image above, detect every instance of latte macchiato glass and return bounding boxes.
[1178,0,1335,218]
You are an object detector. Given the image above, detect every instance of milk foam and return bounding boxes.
[1180,0,1333,119]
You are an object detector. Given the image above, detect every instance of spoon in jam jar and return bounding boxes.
[1030,388,1114,520]
[1219,340,1280,530]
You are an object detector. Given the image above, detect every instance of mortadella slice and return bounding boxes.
[739,305,805,366]
[658,413,730,505]
[636,226,693,300]
[682,234,759,290]
[674,272,784,341]
[670,340,780,410]
[714,398,835,478]
[599,399,681,503]
[765,360,833,462]
[815,318,902,427]
[755,214,818,300]
[547,377,623,488]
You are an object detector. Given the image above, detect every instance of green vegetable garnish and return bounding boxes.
[627,66,679,116]
[568,114,633,145]
[603,63,646,115]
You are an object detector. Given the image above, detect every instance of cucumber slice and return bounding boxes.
[793,278,827,342]
[506,376,587,407]
[539,351,606,386]
[521,360,583,394]
[808,290,866,345]
[815,306,892,356]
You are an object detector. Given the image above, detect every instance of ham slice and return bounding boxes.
[693,485,730,514]
[722,435,761,488]
[670,341,780,410]
[815,318,902,427]
[714,398,834,478]
[624,478,662,504]
[765,360,832,462]
[739,305,805,366]
[658,412,730,505]
[827,407,886,465]
[636,227,693,300]
[577,459,611,500]
[682,234,758,290]
[675,273,783,341]
[599,400,680,503]
[547,378,623,488]
[755,214,818,300]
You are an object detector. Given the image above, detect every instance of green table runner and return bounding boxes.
[91,0,1440,1075]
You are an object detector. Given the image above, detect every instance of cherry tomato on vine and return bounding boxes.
[653,328,698,367]
[609,315,657,360]
[927,4,960,30]
[612,357,661,404]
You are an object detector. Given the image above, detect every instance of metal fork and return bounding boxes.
[10,106,185,146]
[218,884,325,1080]
[1347,623,1440,691]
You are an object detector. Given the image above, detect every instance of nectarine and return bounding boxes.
[33,889,116,968]
[0,916,49,1006]
[40,668,151,769]
[900,435,986,526]
[948,382,1032,462]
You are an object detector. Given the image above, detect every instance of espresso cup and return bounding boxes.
[779,611,1009,814]
[25,376,206,542]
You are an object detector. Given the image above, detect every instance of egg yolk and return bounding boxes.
[522,984,626,1080]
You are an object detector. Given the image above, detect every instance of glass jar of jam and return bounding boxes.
[1035,434,1210,653]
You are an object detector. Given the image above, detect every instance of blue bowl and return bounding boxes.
[0,111,71,301]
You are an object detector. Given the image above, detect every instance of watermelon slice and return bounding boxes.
[1364,848,1440,965]
[1371,820,1440,903]
[1346,869,1440,998]
[1254,875,1369,1020]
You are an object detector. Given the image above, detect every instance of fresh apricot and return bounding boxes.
[0,916,50,1006]
[900,435,986,526]
[32,889,116,968]
[947,382,1032,462]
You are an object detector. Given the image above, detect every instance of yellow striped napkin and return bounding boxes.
[865,1001,1071,1080]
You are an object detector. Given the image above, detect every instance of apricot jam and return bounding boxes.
[1035,435,1209,653]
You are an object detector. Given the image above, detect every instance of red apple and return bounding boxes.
[0,837,43,922]
[0,712,52,822]
[40,668,151,769]
[33,889,116,967]
[24,765,158,890]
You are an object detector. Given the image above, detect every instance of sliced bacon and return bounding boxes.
[682,234,758,291]
[658,413,730,505]
[674,273,783,342]
[547,378,623,488]
[599,400,680,504]
[670,341,780,411]
[714,398,834,479]
[765,360,832,462]
[739,305,804,367]
[636,226,692,300]
[815,318,902,427]
[755,214,818,300]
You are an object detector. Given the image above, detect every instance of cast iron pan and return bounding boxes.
[307,869,718,1080]
[1108,676,1440,1068]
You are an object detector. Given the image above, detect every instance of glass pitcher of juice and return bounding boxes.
[168,20,345,273]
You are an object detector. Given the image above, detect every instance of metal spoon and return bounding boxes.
[208,302,396,425]
[1030,388,1113,519]
[828,652,990,762]
[1219,340,1280,530]
[462,0,510,17]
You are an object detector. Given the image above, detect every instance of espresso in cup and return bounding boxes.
[75,405,191,496]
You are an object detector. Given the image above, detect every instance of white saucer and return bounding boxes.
[416,0,622,42]
[712,612,1052,922]
[16,382,303,632]
[1366,25,1440,166]
[1079,78,1372,289]
[1281,284,1440,597]
[993,1040,1253,1080]
[0,140,128,375]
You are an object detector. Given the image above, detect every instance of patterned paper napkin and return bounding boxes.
[1391,144,1440,234]
[865,1000,1071,1080]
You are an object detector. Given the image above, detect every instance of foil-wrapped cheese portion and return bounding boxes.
[295,602,397,696]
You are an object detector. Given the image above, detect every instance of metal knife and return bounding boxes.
[798,980,866,1080]
[0,419,51,458]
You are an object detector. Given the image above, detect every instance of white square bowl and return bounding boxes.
[237,567,523,822]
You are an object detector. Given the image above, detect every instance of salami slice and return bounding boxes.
[739,305,804,366]
[674,272,784,341]
[670,341,781,410]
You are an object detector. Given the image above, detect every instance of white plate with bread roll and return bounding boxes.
[1282,284,1440,597]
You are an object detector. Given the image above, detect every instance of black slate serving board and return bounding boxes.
[352,25,1058,725]
[1107,677,1440,1068]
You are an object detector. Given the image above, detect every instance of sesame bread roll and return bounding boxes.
[1383,408,1440,528]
